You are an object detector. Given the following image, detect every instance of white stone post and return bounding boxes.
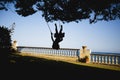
[12,40,17,51]
[79,46,91,63]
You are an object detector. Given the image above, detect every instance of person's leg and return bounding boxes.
[55,23,58,34]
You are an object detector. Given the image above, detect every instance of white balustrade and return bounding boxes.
[90,54,120,65]
[17,46,120,65]
[17,46,79,58]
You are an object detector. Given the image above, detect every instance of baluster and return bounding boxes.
[47,49,49,54]
[46,49,47,54]
[50,49,51,55]
[105,56,108,64]
[95,55,97,63]
[71,50,73,57]
[34,48,36,55]
[55,50,56,55]
[61,49,62,56]
[63,50,65,56]
[51,49,52,55]
[69,50,71,57]
[43,49,45,54]
[42,49,44,54]
[64,50,65,56]
[92,55,95,63]
[49,49,51,55]
[67,50,69,56]
[63,50,66,56]
[41,48,43,54]
[64,50,66,56]
[73,50,76,57]
[70,50,71,56]
[33,48,34,53]
[102,56,104,63]
[35,48,37,53]
[71,50,72,56]
[57,49,60,56]
[34,48,36,53]
[56,50,58,55]
[72,50,74,57]
[73,50,75,57]
[115,56,118,65]
[61,50,62,56]
[74,50,76,57]
[59,49,62,56]
[59,49,60,56]
[99,56,101,63]
[112,56,114,64]
[40,48,42,53]
[52,49,53,55]
[47,49,49,55]
[58,50,59,56]
[108,56,111,64]
[56,49,57,55]
[32,48,34,53]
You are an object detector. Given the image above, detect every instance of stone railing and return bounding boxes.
[17,46,120,65]
[17,46,79,57]
[90,53,120,65]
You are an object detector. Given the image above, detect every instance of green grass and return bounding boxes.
[6,53,120,80]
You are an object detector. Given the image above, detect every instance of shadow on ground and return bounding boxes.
[1,53,120,80]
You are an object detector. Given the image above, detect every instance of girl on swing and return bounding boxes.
[51,23,65,49]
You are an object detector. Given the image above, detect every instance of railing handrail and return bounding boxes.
[17,46,79,50]
[91,53,120,56]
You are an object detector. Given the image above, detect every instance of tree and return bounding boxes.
[0,0,120,23]
[0,26,12,63]
[0,0,15,10]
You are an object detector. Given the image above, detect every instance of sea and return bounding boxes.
[91,52,120,55]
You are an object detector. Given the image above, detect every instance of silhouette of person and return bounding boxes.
[51,23,65,49]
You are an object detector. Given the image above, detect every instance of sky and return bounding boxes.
[0,6,120,53]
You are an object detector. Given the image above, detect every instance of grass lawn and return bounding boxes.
[4,53,120,80]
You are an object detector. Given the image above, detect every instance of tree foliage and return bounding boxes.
[0,0,14,10]
[0,26,12,51]
[0,26,12,63]
[1,0,120,23]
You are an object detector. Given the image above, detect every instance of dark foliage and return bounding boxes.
[0,0,120,23]
[0,0,15,11]
[15,0,120,23]
[0,26,12,63]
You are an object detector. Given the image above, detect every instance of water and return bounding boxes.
[91,52,120,55]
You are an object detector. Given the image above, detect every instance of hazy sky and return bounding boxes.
[0,7,120,53]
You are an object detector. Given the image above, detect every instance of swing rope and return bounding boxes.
[45,20,62,35]
[46,21,52,34]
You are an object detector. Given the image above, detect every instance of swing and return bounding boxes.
[46,21,65,37]
[45,21,65,49]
